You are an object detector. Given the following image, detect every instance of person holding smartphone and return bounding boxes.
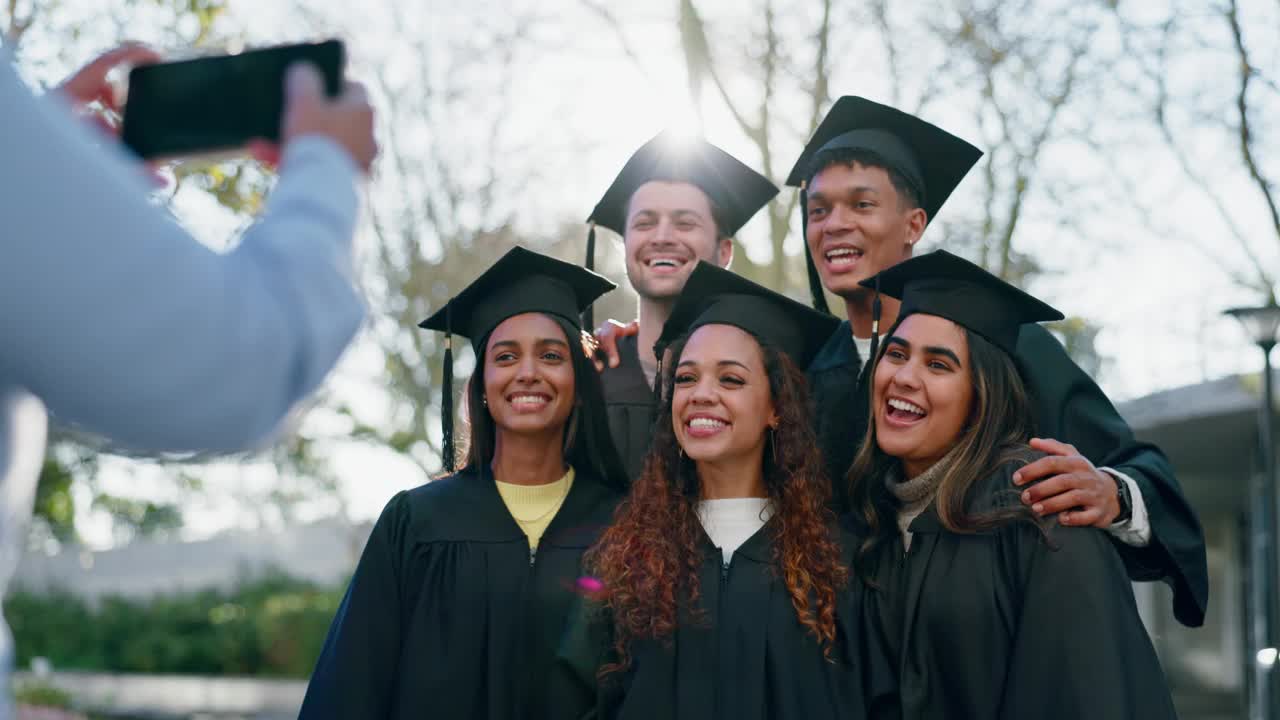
[0,42,376,714]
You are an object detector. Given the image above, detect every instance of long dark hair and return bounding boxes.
[849,318,1045,577]
[458,316,627,490]
[587,333,847,675]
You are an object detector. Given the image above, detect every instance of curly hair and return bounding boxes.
[585,332,848,675]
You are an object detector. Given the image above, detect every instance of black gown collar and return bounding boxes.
[694,510,777,565]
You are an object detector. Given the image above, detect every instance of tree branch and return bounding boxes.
[4,0,35,49]
[578,0,653,84]
[870,0,901,107]
[1144,6,1273,293]
[1226,0,1280,265]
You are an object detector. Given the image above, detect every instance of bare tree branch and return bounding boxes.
[870,0,901,107]
[578,0,653,85]
[1141,6,1274,293]
[4,0,36,48]
[1225,0,1280,265]
[806,0,833,139]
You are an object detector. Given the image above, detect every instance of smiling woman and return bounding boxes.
[553,262,897,720]
[873,315,975,480]
[298,247,627,720]
[847,250,1177,719]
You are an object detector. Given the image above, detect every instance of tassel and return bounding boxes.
[650,353,664,413]
[442,331,455,473]
[801,185,831,315]
[648,333,668,413]
[583,222,597,330]
[866,277,882,367]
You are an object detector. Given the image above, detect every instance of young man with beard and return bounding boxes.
[584,131,778,478]
[790,96,1206,627]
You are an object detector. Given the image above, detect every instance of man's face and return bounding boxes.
[623,181,731,302]
[804,163,926,298]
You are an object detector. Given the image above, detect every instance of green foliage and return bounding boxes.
[6,572,345,678]
[34,459,77,543]
[172,160,271,216]
[13,681,74,709]
[91,496,183,543]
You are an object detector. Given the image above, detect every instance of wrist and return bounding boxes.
[1110,471,1133,524]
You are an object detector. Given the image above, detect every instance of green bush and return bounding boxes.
[13,680,74,708]
[5,571,346,678]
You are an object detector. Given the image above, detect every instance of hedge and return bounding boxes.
[5,572,346,678]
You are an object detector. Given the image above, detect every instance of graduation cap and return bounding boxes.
[583,131,779,329]
[859,249,1063,356]
[419,246,616,471]
[656,261,839,374]
[784,96,983,314]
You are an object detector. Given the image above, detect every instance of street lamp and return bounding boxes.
[1226,299,1280,720]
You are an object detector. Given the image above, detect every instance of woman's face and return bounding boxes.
[672,324,776,465]
[872,314,974,478]
[482,313,576,439]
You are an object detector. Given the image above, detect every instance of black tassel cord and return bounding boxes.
[441,286,456,475]
[583,222,597,331]
[800,185,832,315]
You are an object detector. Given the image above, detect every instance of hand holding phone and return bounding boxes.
[269,62,377,173]
[55,44,169,186]
[59,44,161,113]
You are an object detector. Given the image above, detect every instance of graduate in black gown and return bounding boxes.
[786,96,1207,627]
[583,132,778,479]
[299,247,628,720]
[849,250,1176,719]
[554,262,896,720]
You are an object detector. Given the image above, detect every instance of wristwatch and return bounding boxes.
[1112,473,1133,524]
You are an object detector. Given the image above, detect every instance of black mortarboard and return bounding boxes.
[419,246,616,470]
[859,250,1063,356]
[784,96,983,313]
[582,131,779,329]
[656,261,839,372]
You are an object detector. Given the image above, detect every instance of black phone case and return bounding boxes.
[121,39,345,160]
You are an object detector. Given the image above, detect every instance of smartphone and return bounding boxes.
[121,39,345,160]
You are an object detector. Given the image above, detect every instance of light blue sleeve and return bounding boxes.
[0,53,366,454]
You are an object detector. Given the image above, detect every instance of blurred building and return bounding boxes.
[13,517,369,601]
[1122,370,1279,719]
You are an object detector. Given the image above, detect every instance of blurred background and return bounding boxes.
[4,0,1278,717]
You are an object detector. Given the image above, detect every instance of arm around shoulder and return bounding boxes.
[1014,324,1206,626]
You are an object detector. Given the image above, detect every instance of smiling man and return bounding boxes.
[584,132,778,478]
[789,96,1207,628]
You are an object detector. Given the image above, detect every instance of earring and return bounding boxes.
[482,395,488,407]
[768,424,781,467]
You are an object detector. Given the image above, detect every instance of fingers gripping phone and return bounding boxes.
[121,39,345,160]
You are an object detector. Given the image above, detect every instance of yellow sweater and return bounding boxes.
[495,467,575,550]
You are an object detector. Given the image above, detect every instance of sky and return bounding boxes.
[13,0,1278,548]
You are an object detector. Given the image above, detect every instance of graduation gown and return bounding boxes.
[867,459,1177,719]
[808,319,1208,627]
[298,467,623,720]
[552,521,897,720]
[600,335,657,480]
